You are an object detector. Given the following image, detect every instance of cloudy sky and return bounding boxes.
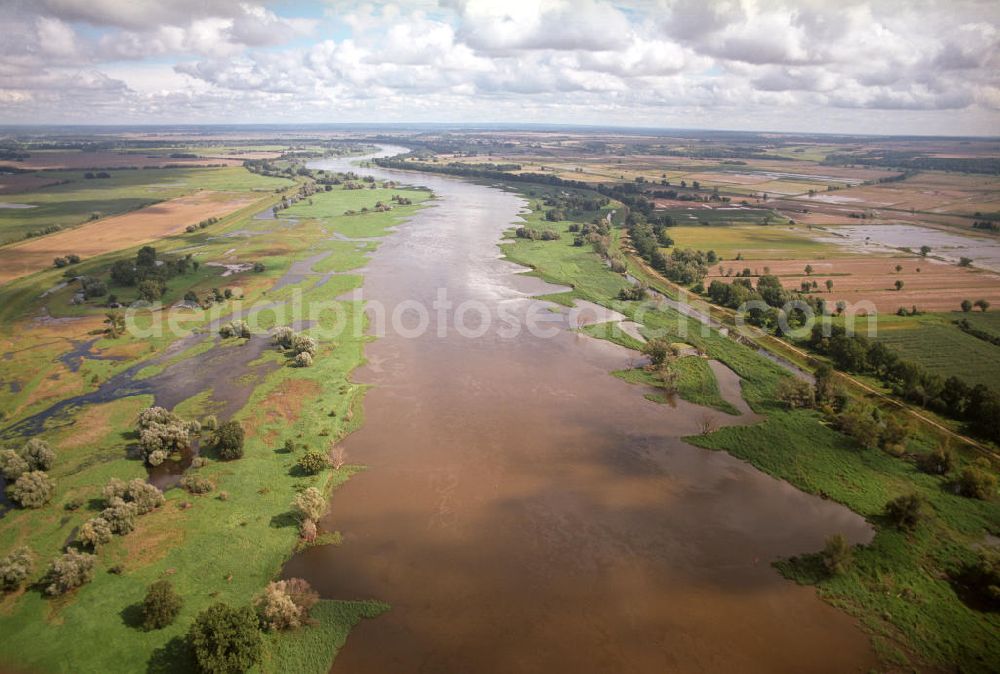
[1,0,998,134]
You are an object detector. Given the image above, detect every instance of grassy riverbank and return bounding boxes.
[499,182,999,672]
[0,175,430,672]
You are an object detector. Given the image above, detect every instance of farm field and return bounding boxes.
[666,224,839,260]
[0,167,292,245]
[0,150,247,170]
[0,191,265,285]
[704,254,1000,313]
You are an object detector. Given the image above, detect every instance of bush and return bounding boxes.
[0,546,34,592]
[642,338,674,366]
[188,603,263,674]
[202,415,218,431]
[917,445,955,475]
[290,334,317,356]
[219,320,250,339]
[77,517,113,549]
[271,326,295,349]
[298,451,329,475]
[835,404,880,450]
[101,498,138,535]
[136,407,194,466]
[958,548,1000,611]
[213,421,245,460]
[775,377,815,409]
[21,438,56,471]
[9,471,54,508]
[125,478,165,514]
[957,459,997,500]
[884,493,925,531]
[291,488,326,523]
[820,534,853,576]
[254,578,319,631]
[142,580,183,630]
[0,449,29,481]
[294,351,313,368]
[44,549,96,596]
[180,475,215,495]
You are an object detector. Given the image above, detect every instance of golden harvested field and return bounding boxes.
[0,151,245,170]
[0,191,261,285]
[708,255,1000,312]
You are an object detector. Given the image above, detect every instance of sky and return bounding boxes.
[0,0,998,135]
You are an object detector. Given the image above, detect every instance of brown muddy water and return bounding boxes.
[282,149,878,673]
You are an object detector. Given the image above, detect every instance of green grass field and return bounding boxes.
[664,223,838,260]
[0,167,292,245]
[660,206,788,227]
[0,178,430,672]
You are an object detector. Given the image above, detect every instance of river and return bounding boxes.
[281,147,878,672]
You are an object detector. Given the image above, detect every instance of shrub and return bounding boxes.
[917,445,955,475]
[101,498,138,535]
[180,475,215,495]
[254,578,319,631]
[294,351,313,368]
[884,493,925,531]
[271,326,295,349]
[44,549,96,596]
[188,603,263,674]
[142,580,183,630]
[299,518,317,542]
[291,334,317,356]
[298,451,329,475]
[957,459,997,500]
[102,477,128,501]
[77,517,113,549]
[219,321,250,339]
[642,338,674,366]
[202,415,218,431]
[958,548,1000,611]
[9,471,54,508]
[0,449,29,481]
[291,488,326,523]
[820,534,853,576]
[0,546,34,592]
[213,421,245,460]
[835,404,881,450]
[21,438,56,471]
[252,262,265,273]
[775,377,814,409]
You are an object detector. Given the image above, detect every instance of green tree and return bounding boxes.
[0,546,34,592]
[142,580,183,630]
[642,338,674,366]
[974,298,991,312]
[825,279,833,292]
[0,449,29,481]
[894,280,904,291]
[77,517,113,550]
[188,603,262,674]
[21,438,56,471]
[920,245,931,256]
[961,299,973,312]
[298,451,329,475]
[291,487,326,523]
[957,459,997,500]
[44,549,96,596]
[9,471,54,508]
[213,421,245,460]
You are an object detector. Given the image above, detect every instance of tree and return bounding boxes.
[104,311,125,338]
[254,578,319,631]
[180,475,214,495]
[879,414,910,454]
[188,603,263,674]
[44,549,96,596]
[291,487,326,523]
[0,546,34,592]
[20,438,56,471]
[959,548,1000,611]
[101,498,138,535]
[77,517,113,549]
[974,299,991,312]
[894,280,904,291]
[825,279,833,293]
[294,351,313,368]
[957,459,997,500]
[0,449,29,480]
[775,377,814,409]
[123,478,165,514]
[804,264,813,275]
[821,534,853,576]
[298,451,329,475]
[142,580,183,630]
[642,338,674,366]
[961,299,973,313]
[894,264,903,273]
[138,279,164,302]
[917,444,955,476]
[884,493,925,531]
[9,471,54,508]
[136,246,157,268]
[920,245,931,256]
[213,421,245,460]
[136,406,195,466]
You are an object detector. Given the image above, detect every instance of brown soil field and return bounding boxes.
[0,173,67,194]
[0,151,244,170]
[708,255,1000,312]
[0,191,261,285]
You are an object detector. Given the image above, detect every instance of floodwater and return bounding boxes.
[819,223,1000,273]
[282,148,878,672]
